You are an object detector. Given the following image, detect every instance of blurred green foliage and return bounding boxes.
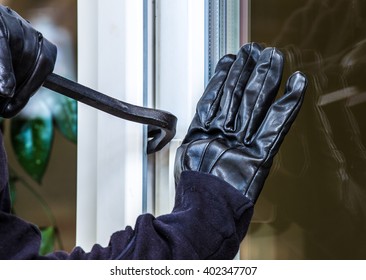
[5,92,77,255]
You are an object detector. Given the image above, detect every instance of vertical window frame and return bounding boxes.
[76,0,144,249]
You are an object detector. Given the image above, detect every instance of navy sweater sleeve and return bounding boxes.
[0,131,254,260]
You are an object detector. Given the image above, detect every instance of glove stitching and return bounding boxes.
[199,138,216,172]
[208,145,237,174]
[182,138,213,172]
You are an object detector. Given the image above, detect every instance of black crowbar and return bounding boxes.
[43,73,177,154]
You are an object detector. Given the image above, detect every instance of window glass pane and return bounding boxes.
[247,0,366,259]
[206,0,240,81]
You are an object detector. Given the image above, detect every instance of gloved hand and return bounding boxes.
[174,42,308,203]
[0,5,57,118]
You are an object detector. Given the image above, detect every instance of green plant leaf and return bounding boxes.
[39,89,77,144]
[10,117,54,183]
[39,226,55,255]
[53,96,77,144]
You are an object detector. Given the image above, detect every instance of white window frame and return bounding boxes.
[76,0,248,253]
[76,0,205,249]
[154,0,205,216]
[77,0,144,250]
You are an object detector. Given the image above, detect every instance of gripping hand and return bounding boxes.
[0,5,57,117]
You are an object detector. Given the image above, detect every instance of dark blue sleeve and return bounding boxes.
[0,131,43,259]
[0,131,254,260]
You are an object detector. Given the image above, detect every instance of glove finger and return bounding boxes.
[243,71,307,203]
[254,71,307,156]
[239,47,284,144]
[215,42,263,131]
[195,53,236,127]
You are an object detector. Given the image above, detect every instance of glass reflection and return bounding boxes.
[247,0,366,259]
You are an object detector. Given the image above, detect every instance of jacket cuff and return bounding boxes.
[173,170,254,259]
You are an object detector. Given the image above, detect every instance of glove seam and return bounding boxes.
[208,145,237,174]
[202,138,226,172]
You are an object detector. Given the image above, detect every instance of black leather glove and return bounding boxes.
[174,42,308,203]
[0,5,57,118]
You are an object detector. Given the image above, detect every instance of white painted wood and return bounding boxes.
[77,0,144,250]
[154,0,205,216]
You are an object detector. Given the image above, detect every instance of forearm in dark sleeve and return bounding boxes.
[114,171,254,260]
[58,171,254,260]
[1,171,253,260]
